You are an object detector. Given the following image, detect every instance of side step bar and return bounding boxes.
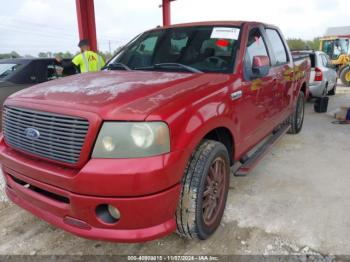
[234,124,290,177]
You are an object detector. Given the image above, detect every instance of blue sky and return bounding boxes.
[0,0,349,56]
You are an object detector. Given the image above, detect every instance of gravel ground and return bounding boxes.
[0,166,6,202]
[0,85,349,257]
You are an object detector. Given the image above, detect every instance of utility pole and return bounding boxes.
[75,0,97,52]
[159,0,176,26]
[109,40,111,54]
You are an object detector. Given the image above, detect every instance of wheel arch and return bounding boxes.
[300,81,308,98]
[202,127,235,165]
[177,117,237,167]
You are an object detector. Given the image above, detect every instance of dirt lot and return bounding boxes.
[0,85,349,257]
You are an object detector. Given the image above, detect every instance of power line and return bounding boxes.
[1,18,128,42]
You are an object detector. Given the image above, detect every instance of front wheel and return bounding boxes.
[176,140,230,240]
[288,91,305,134]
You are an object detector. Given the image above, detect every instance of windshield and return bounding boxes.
[0,63,21,80]
[108,26,241,73]
[322,39,349,59]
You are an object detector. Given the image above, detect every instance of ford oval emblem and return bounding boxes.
[24,127,40,139]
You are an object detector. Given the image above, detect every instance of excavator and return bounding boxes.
[320,26,350,86]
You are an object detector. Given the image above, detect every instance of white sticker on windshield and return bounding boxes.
[210,27,240,40]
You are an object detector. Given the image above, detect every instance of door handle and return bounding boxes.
[231,90,242,100]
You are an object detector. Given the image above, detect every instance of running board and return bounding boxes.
[234,124,290,177]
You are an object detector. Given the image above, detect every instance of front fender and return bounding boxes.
[174,114,236,154]
[147,91,237,178]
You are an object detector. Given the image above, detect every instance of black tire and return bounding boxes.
[338,66,346,77]
[176,139,230,240]
[288,91,305,134]
[340,66,350,87]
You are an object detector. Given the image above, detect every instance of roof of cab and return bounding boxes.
[157,20,274,29]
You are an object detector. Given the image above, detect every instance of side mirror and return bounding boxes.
[252,55,270,77]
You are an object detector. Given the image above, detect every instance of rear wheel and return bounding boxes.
[176,140,230,240]
[340,66,350,87]
[288,91,305,134]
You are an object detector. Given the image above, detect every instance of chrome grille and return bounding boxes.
[3,106,89,164]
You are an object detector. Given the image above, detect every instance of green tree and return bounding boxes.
[53,52,64,59]
[62,51,73,58]
[306,38,320,51]
[0,51,21,59]
[40,51,73,59]
[287,38,307,51]
[287,38,321,51]
[38,52,48,58]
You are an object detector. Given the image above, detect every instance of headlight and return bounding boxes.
[131,123,154,148]
[92,122,170,158]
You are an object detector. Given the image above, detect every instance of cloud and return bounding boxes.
[0,0,77,55]
[171,0,349,39]
[0,0,348,56]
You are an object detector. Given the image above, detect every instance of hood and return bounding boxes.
[8,70,231,120]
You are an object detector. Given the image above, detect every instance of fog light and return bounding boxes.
[108,205,121,220]
[96,204,121,224]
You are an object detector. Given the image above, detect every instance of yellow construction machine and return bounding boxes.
[320,26,350,86]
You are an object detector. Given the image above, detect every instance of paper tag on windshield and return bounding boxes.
[210,27,240,40]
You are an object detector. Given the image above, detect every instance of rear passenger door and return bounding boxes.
[265,28,294,123]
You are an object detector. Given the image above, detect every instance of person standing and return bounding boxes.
[56,39,105,73]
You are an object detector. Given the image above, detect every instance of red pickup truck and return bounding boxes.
[0,21,310,242]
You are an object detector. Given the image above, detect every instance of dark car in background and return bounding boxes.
[0,58,76,127]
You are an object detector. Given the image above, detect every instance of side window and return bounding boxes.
[0,64,20,79]
[136,36,158,54]
[266,29,288,65]
[47,64,60,80]
[120,35,159,68]
[244,28,269,79]
[321,55,329,66]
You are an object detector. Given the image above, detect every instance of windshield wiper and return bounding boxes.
[106,62,131,71]
[135,63,202,73]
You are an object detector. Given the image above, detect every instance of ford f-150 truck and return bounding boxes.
[0,21,310,242]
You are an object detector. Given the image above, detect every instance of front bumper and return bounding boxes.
[0,136,186,242]
[4,168,180,242]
